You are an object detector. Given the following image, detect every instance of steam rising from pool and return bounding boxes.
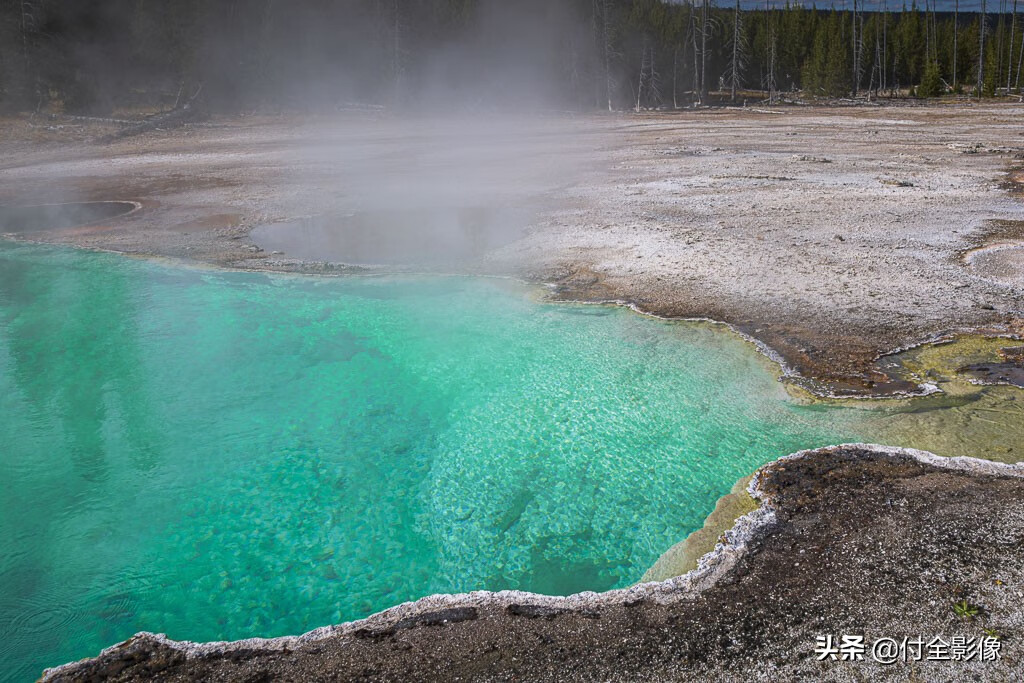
[0,202,137,234]
[251,207,530,268]
[0,242,872,679]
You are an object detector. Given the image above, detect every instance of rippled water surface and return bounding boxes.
[0,242,872,680]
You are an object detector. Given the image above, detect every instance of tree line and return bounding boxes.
[0,0,1021,115]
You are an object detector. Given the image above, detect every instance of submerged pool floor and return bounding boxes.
[0,242,882,679]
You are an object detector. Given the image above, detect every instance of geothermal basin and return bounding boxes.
[2,236,1023,681]
[2,106,1024,681]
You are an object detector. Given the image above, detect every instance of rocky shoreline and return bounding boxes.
[43,445,1024,682]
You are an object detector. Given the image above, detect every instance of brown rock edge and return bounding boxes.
[43,445,1024,682]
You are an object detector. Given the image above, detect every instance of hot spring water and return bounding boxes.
[0,241,882,679]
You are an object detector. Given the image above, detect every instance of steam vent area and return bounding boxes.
[0,202,137,235]
[2,4,1024,680]
[250,207,531,269]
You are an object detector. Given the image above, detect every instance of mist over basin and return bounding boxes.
[0,202,138,235]
[251,207,532,268]
[1,240,891,680]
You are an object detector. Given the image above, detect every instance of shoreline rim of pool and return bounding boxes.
[38,443,1024,681]
[0,227,1002,405]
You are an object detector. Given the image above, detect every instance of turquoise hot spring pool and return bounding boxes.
[0,241,874,681]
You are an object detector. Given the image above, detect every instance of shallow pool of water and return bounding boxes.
[0,242,880,680]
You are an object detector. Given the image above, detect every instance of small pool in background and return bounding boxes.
[0,241,873,681]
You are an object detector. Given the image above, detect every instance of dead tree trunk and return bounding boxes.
[883,0,888,94]
[996,0,1006,87]
[636,38,660,111]
[594,0,616,111]
[672,45,679,108]
[106,85,204,141]
[18,0,39,107]
[1018,4,1024,91]
[954,0,959,88]
[924,0,931,75]
[729,0,741,102]
[690,2,701,101]
[978,0,987,98]
[700,0,709,104]
[1010,0,1019,91]
[637,38,647,111]
[852,0,859,95]
[765,0,776,102]
[873,25,883,96]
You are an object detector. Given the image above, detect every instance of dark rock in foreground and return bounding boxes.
[44,445,1024,682]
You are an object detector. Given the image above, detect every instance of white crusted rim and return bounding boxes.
[550,296,1011,400]
[41,443,1024,679]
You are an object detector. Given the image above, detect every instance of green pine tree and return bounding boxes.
[918,61,943,96]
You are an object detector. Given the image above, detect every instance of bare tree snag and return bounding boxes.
[978,0,987,98]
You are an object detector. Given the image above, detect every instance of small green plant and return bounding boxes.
[917,63,944,98]
[983,627,1001,640]
[953,599,981,619]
